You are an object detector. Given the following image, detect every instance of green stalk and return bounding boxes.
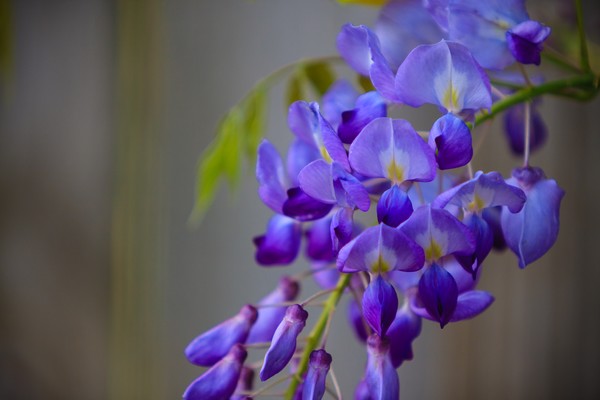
[472,73,598,127]
[284,273,352,399]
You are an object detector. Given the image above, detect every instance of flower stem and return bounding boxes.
[472,73,598,127]
[284,273,352,399]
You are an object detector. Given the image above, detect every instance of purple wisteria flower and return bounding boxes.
[302,349,332,400]
[362,274,399,337]
[501,167,565,268]
[424,0,550,68]
[247,276,300,344]
[185,305,257,366]
[260,304,309,381]
[364,334,399,399]
[183,344,247,400]
[322,79,387,144]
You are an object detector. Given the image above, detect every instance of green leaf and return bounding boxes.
[220,107,243,186]
[242,85,267,159]
[358,74,375,92]
[191,107,244,221]
[304,61,335,96]
[192,137,225,220]
[286,71,305,107]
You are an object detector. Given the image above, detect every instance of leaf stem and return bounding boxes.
[284,273,352,399]
[575,0,591,72]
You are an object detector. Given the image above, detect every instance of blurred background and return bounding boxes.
[1,0,599,399]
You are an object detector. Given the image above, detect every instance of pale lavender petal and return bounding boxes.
[287,139,320,187]
[401,205,475,262]
[337,23,373,76]
[322,79,359,129]
[501,167,564,268]
[337,223,425,273]
[376,0,445,69]
[349,117,436,182]
[298,160,337,204]
[450,290,494,322]
[395,40,491,113]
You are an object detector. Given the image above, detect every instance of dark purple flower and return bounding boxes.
[338,91,387,144]
[506,20,551,65]
[247,276,300,344]
[306,217,336,262]
[418,263,458,328]
[183,344,247,400]
[364,334,399,400]
[377,185,413,227]
[387,301,422,368]
[501,167,564,268]
[482,206,507,250]
[454,213,494,278]
[503,102,548,155]
[231,366,255,400]
[185,305,257,367]
[260,304,309,381]
[282,187,334,222]
[429,113,473,170]
[362,275,399,337]
[302,350,332,400]
[348,298,369,342]
[254,215,302,266]
[411,287,494,324]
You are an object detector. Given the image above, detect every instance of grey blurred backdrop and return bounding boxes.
[1,0,599,399]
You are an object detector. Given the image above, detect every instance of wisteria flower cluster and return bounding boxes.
[184,0,597,398]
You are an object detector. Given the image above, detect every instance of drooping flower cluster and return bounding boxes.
[183,0,567,398]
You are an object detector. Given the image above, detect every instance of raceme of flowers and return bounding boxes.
[183,0,572,399]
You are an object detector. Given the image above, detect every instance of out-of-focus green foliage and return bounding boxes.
[192,59,338,221]
[0,0,12,85]
[336,0,386,6]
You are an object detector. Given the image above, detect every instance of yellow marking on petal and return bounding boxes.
[467,194,486,212]
[443,84,459,113]
[425,240,443,261]
[320,145,332,163]
[386,162,405,183]
[371,253,391,274]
